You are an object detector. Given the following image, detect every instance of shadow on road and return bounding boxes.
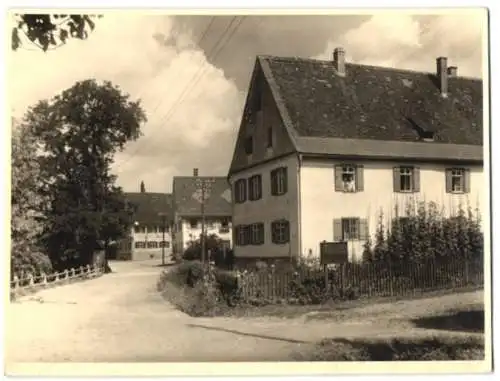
[186,324,309,344]
[411,309,484,333]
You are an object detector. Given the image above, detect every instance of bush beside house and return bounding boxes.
[158,201,484,316]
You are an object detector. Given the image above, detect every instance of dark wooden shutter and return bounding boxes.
[284,221,290,243]
[242,179,247,201]
[259,223,265,244]
[356,165,364,192]
[359,218,369,240]
[445,169,453,193]
[334,165,343,191]
[393,167,401,192]
[464,168,471,193]
[413,167,421,193]
[270,170,277,195]
[257,175,262,199]
[282,168,288,194]
[247,178,253,200]
[270,221,276,243]
[333,219,343,241]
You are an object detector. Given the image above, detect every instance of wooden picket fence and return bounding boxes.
[237,257,484,303]
[9,263,105,300]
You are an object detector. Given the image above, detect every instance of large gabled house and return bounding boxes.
[227,47,485,264]
[124,183,173,261]
[171,169,233,257]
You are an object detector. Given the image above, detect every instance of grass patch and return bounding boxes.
[219,286,483,320]
[292,334,485,361]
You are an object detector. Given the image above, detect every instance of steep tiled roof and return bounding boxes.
[260,56,483,146]
[173,176,232,217]
[124,192,173,225]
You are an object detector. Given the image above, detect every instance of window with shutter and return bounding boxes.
[248,175,262,201]
[271,167,288,196]
[399,167,414,192]
[271,220,289,244]
[446,168,467,194]
[341,218,361,240]
[234,179,247,203]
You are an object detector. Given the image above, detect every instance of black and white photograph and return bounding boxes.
[4,5,492,376]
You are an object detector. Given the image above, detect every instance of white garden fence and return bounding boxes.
[10,264,105,300]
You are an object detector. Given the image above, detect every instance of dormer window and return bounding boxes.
[421,130,435,142]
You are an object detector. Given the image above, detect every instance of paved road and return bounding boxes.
[6,260,309,363]
[6,260,484,365]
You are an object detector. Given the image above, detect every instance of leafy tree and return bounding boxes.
[25,79,146,271]
[100,185,136,272]
[372,210,388,262]
[11,120,52,277]
[11,14,102,51]
[183,233,233,268]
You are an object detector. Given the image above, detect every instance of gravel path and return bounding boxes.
[6,261,307,363]
[6,260,484,364]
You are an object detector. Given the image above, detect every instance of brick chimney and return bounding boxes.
[447,66,458,77]
[333,47,346,77]
[193,168,199,177]
[436,57,448,97]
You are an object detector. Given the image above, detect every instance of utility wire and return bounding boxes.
[115,16,245,172]
[134,16,216,103]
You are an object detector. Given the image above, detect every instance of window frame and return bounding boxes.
[341,217,361,241]
[234,179,247,203]
[244,136,253,155]
[249,223,264,245]
[270,167,288,196]
[147,241,159,249]
[451,168,465,193]
[267,127,273,148]
[134,241,146,249]
[235,225,249,246]
[189,218,199,229]
[271,220,290,244]
[399,166,414,192]
[248,174,262,201]
[341,164,357,192]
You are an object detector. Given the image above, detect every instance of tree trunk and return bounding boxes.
[104,240,112,273]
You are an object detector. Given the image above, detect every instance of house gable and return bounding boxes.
[228,57,297,177]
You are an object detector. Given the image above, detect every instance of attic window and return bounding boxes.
[245,136,253,155]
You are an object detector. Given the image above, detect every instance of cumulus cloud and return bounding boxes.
[10,14,243,193]
[313,12,484,77]
[10,12,485,194]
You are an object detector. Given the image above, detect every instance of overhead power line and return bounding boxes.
[115,16,245,172]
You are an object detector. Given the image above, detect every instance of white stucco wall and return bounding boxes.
[131,228,173,261]
[230,154,300,259]
[300,158,485,262]
[179,218,233,250]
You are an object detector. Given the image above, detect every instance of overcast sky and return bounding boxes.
[9,11,486,193]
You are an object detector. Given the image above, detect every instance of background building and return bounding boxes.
[228,49,484,264]
[124,181,173,261]
[172,169,232,257]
